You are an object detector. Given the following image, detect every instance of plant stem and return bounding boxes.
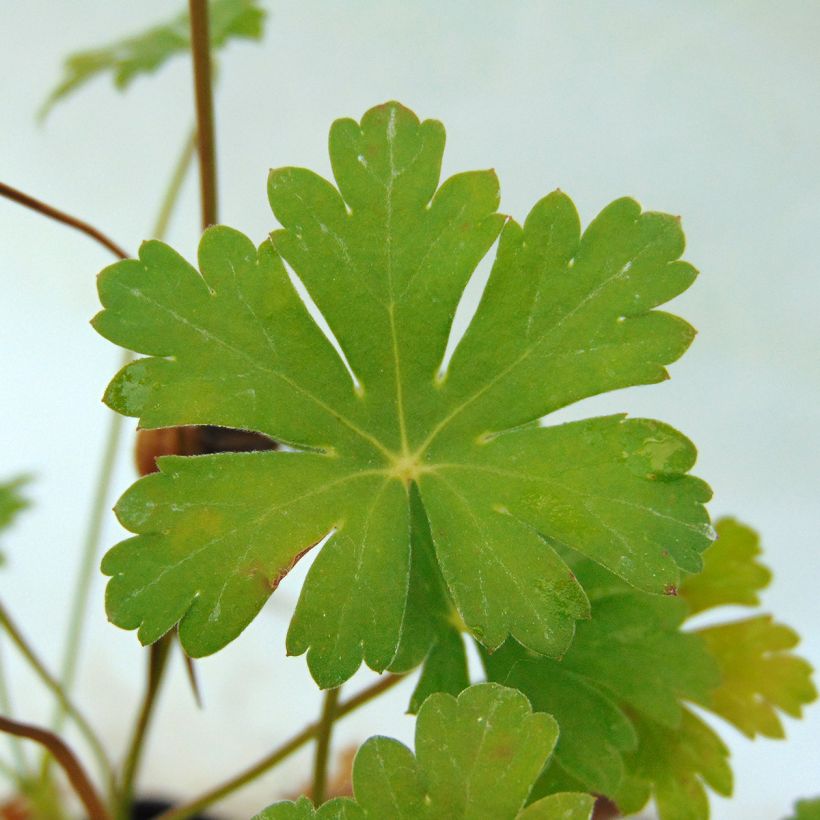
[188,0,218,229]
[115,635,173,820]
[0,715,110,820]
[0,639,28,778]
[0,181,127,259]
[0,601,113,789]
[312,687,340,805]
[151,128,198,240]
[50,390,126,742]
[155,674,407,820]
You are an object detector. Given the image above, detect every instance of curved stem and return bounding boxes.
[0,640,28,778]
[155,674,407,820]
[0,716,110,820]
[188,0,218,229]
[116,635,173,819]
[312,687,340,805]
[0,181,127,259]
[0,601,113,789]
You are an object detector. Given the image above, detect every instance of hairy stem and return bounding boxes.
[312,687,340,806]
[0,602,113,789]
[0,716,110,820]
[155,674,407,820]
[0,181,127,259]
[188,0,218,229]
[116,635,173,819]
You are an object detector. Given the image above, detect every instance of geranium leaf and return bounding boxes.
[615,709,732,820]
[0,475,31,566]
[94,101,711,687]
[694,616,817,739]
[680,517,771,614]
[40,0,265,119]
[254,795,362,820]
[258,684,593,820]
[483,519,815,820]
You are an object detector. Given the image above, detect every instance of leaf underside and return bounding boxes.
[94,100,712,688]
[255,683,593,820]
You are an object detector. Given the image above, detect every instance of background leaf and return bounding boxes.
[0,475,31,565]
[40,0,266,119]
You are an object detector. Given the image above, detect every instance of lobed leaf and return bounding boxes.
[94,101,711,687]
[680,518,771,614]
[257,684,593,820]
[40,0,265,119]
[694,616,817,739]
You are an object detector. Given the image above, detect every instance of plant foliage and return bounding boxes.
[93,101,714,689]
[255,683,593,820]
[483,518,816,819]
[40,0,265,119]
[0,475,30,565]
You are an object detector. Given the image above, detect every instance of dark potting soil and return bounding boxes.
[131,799,219,820]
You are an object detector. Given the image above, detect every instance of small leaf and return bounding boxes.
[259,684,593,819]
[254,795,362,820]
[680,517,771,614]
[787,798,820,820]
[40,0,266,119]
[0,475,31,565]
[95,101,710,686]
[694,615,817,738]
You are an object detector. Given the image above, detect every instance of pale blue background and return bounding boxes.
[1,2,818,817]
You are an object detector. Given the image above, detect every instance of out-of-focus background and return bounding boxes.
[1,1,818,817]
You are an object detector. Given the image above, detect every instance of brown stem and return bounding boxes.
[0,181,128,259]
[0,715,110,820]
[155,674,407,820]
[188,0,218,229]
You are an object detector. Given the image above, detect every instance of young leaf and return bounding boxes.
[40,0,265,119]
[0,475,31,565]
[94,101,711,687]
[694,616,817,738]
[680,518,771,614]
[256,683,593,820]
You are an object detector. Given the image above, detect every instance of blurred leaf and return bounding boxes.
[93,101,711,687]
[0,476,31,565]
[695,615,817,738]
[257,684,593,820]
[40,0,266,119]
[787,798,820,820]
[680,518,770,614]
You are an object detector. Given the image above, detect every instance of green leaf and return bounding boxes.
[94,101,710,687]
[615,709,732,820]
[254,795,363,820]
[482,563,718,797]
[694,615,817,738]
[0,475,31,565]
[259,684,593,820]
[787,798,820,820]
[40,0,266,119]
[680,517,771,614]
